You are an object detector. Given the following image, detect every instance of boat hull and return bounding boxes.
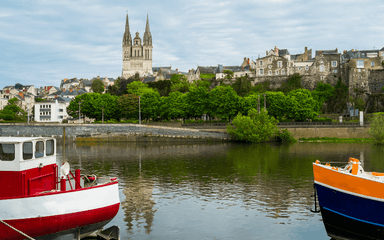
[320,206,384,240]
[0,182,120,240]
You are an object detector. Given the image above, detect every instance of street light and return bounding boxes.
[102,106,104,124]
[139,96,141,125]
[78,101,82,124]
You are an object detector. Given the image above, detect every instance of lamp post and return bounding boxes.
[78,101,82,124]
[139,96,141,125]
[102,106,104,124]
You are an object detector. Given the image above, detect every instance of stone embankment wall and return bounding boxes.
[0,123,231,142]
[280,125,371,139]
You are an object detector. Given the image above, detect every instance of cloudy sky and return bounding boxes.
[1,0,383,89]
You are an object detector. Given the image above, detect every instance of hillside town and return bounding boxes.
[1,13,384,123]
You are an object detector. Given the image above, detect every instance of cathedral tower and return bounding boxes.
[122,13,153,79]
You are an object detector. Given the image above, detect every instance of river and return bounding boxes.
[57,141,383,240]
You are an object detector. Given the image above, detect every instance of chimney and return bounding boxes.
[70,89,73,92]
[63,88,65,92]
[266,51,268,55]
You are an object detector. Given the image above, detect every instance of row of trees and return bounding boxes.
[68,76,327,122]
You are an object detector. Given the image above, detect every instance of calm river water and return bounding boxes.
[57,141,384,240]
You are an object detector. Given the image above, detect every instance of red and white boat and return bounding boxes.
[0,137,120,240]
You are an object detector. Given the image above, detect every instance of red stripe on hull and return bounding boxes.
[0,203,120,240]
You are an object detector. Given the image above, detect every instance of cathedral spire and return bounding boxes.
[143,13,152,46]
[145,13,150,33]
[123,13,132,46]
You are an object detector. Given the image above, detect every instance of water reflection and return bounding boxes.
[56,141,381,239]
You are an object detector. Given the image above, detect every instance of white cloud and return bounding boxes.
[1,0,383,88]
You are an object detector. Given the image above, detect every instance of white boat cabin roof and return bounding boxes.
[0,137,57,171]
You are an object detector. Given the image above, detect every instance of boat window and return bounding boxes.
[46,140,54,156]
[23,142,33,160]
[0,144,15,161]
[35,141,44,158]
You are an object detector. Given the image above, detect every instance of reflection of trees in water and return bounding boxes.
[59,141,375,225]
[122,176,156,234]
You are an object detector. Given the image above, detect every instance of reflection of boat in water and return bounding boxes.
[313,157,384,240]
[0,137,120,240]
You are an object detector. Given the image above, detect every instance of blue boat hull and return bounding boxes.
[315,183,384,240]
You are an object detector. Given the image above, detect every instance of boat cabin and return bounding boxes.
[0,137,58,198]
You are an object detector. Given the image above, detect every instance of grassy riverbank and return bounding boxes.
[299,137,373,143]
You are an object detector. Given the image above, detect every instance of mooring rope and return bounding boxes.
[0,219,35,240]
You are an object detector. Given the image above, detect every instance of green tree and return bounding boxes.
[208,85,239,121]
[227,108,278,143]
[265,91,288,121]
[117,94,139,120]
[141,91,161,121]
[160,91,187,120]
[368,112,384,144]
[170,74,190,93]
[0,98,26,121]
[148,80,172,96]
[327,78,348,113]
[286,89,318,121]
[239,93,265,116]
[92,79,105,93]
[311,82,335,113]
[67,93,118,121]
[126,81,155,96]
[185,86,209,119]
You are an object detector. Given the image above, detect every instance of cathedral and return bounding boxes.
[122,13,153,79]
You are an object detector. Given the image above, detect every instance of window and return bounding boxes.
[277,61,282,68]
[59,109,63,112]
[23,142,33,160]
[0,144,15,161]
[268,70,272,75]
[298,67,301,71]
[259,69,264,75]
[332,61,337,67]
[275,70,279,75]
[334,69,337,73]
[358,69,361,72]
[46,140,54,156]
[320,65,324,72]
[359,76,361,79]
[268,65,272,69]
[371,62,375,67]
[320,60,323,63]
[356,60,364,68]
[269,58,272,62]
[259,61,263,66]
[281,70,285,75]
[35,141,44,158]
[305,67,309,70]
[382,53,384,57]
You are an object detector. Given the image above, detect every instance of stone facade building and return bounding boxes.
[122,13,153,79]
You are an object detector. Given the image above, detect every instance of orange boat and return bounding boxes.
[313,157,384,240]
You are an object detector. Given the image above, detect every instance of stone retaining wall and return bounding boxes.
[0,123,230,141]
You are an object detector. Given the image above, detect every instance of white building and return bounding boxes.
[34,98,71,122]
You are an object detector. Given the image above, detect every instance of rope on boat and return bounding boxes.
[0,219,35,240]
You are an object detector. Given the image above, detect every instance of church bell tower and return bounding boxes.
[122,13,153,79]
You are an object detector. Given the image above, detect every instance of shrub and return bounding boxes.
[276,129,297,142]
[367,112,384,144]
[312,117,332,122]
[227,108,278,143]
